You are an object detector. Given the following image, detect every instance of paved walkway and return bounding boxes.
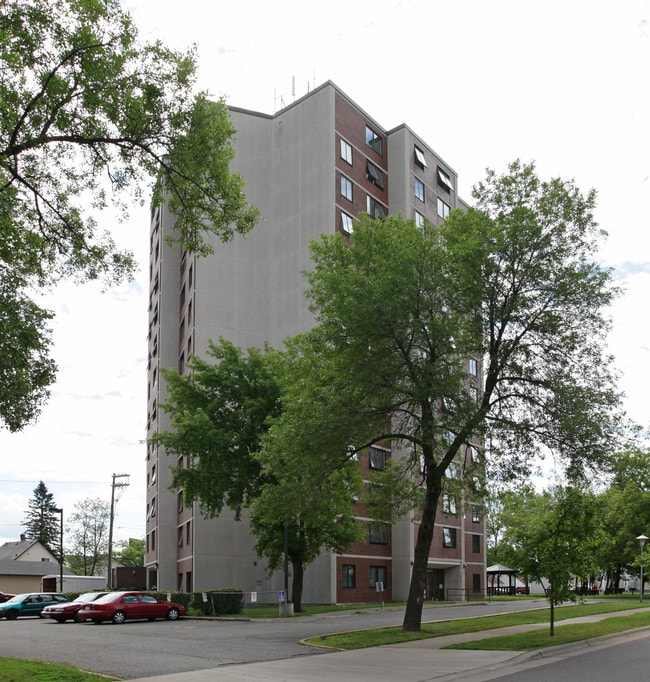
[130,608,650,681]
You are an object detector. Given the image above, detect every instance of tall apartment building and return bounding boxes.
[145,81,486,603]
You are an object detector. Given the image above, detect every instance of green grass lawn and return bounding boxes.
[306,601,650,651]
[0,657,115,681]
[446,610,650,651]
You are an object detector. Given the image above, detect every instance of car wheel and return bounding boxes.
[73,612,83,623]
[5,610,18,620]
[111,610,126,624]
[166,607,180,621]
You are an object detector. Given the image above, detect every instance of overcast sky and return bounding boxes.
[1,0,648,547]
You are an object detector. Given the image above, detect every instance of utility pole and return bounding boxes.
[107,473,129,589]
[50,507,64,592]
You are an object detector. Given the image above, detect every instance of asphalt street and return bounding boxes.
[0,599,549,679]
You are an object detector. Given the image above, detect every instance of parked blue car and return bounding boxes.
[0,592,68,619]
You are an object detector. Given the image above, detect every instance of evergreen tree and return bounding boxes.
[22,480,60,554]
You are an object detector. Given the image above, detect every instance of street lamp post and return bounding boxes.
[636,534,649,602]
[51,507,63,592]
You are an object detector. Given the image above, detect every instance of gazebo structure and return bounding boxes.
[486,564,518,595]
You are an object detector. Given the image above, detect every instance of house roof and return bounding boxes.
[0,560,75,577]
[486,564,518,574]
[0,540,40,561]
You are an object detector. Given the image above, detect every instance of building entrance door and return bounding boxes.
[427,569,445,601]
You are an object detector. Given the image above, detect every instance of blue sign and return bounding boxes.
[278,590,286,603]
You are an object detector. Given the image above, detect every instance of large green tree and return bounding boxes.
[22,480,61,553]
[153,339,363,610]
[594,449,650,592]
[250,349,364,610]
[0,272,56,431]
[288,161,625,631]
[113,537,145,567]
[65,497,110,576]
[0,0,259,431]
[153,339,281,519]
[500,485,599,635]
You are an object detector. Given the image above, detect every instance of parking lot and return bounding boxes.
[0,600,548,679]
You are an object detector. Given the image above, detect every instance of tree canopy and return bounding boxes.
[153,339,281,520]
[0,0,259,431]
[497,484,599,635]
[65,497,110,576]
[113,537,145,567]
[286,161,625,630]
[154,339,363,611]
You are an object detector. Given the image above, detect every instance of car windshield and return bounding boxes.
[92,592,125,603]
[73,592,107,603]
[3,594,27,604]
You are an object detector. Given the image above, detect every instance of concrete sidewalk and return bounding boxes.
[130,609,650,681]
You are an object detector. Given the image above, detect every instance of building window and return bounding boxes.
[186,520,192,545]
[151,529,156,551]
[340,174,353,201]
[442,494,457,515]
[342,564,356,588]
[473,574,481,593]
[366,160,384,189]
[177,527,184,547]
[414,146,427,168]
[369,522,388,544]
[341,212,355,234]
[472,534,481,554]
[177,491,184,513]
[472,505,481,523]
[415,177,425,202]
[367,195,385,219]
[415,211,425,228]
[340,138,353,165]
[369,446,386,470]
[469,358,478,376]
[437,167,454,193]
[186,571,192,593]
[437,197,450,219]
[443,527,457,548]
[365,125,383,155]
[370,566,387,589]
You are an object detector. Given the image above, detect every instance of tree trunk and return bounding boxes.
[402,479,441,632]
[291,558,304,613]
[549,582,555,636]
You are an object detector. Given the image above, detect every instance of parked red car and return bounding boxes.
[41,591,109,623]
[78,591,186,624]
[0,591,15,603]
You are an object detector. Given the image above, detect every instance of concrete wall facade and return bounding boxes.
[145,81,486,603]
